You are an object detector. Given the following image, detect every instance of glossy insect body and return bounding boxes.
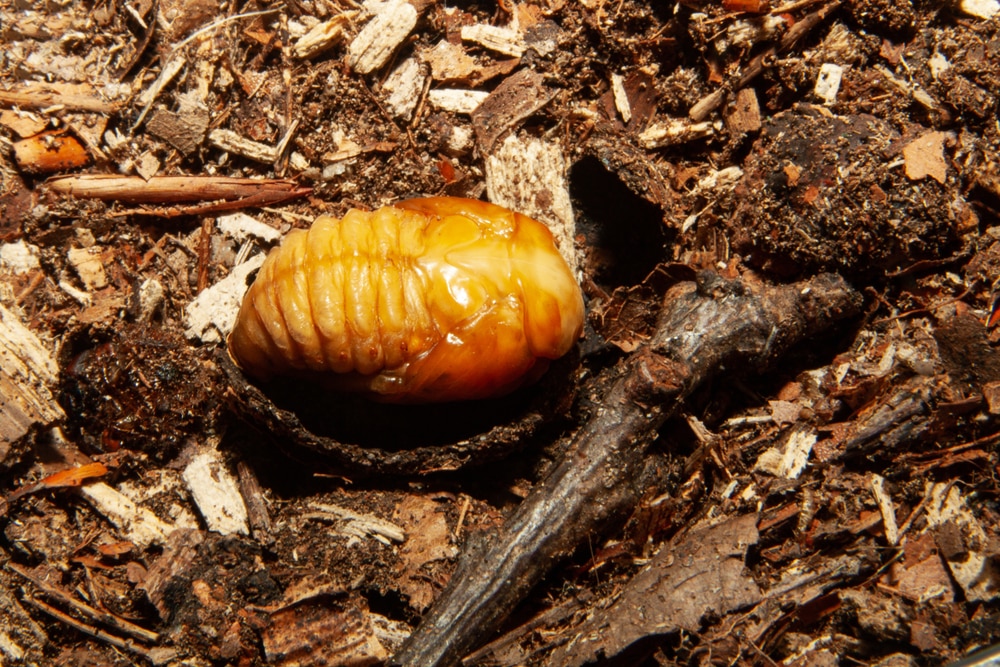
[227,197,584,402]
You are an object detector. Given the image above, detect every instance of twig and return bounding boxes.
[392,272,861,666]
[7,562,160,644]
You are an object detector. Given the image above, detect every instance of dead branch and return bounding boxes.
[392,271,862,666]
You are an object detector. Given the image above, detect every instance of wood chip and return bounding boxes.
[427,88,488,114]
[347,0,418,75]
[381,57,427,121]
[67,247,108,290]
[292,13,352,59]
[182,448,250,536]
[184,253,265,343]
[461,23,526,57]
[611,73,631,124]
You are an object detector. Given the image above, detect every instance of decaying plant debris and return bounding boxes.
[2,0,1000,665]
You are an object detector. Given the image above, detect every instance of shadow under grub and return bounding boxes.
[570,155,671,289]
[220,349,579,476]
[261,375,538,449]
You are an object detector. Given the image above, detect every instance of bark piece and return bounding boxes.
[262,595,388,666]
[471,69,553,152]
[182,447,250,536]
[552,513,762,666]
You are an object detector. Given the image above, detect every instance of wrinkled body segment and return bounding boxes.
[227,197,584,402]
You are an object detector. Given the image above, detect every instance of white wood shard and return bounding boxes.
[347,0,418,75]
[217,212,282,244]
[461,23,526,57]
[183,450,250,536]
[869,474,899,546]
[753,428,816,479]
[814,63,843,104]
[308,502,406,544]
[611,73,631,124]
[381,57,427,121]
[427,89,489,115]
[208,128,278,164]
[639,118,716,148]
[292,13,353,59]
[484,134,578,275]
[78,482,176,548]
[184,253,266,343]
[959,0,999,18]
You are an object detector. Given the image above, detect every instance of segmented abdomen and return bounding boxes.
[227,197,584,402]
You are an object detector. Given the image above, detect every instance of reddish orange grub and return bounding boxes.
[227,197,584,402]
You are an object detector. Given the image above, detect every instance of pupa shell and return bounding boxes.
[227,197,584,402]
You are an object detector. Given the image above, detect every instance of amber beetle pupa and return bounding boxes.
[227,197,584,403]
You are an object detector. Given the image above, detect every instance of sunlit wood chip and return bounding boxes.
[67,247,108,290]
[484,134,577,274]
[382,57,427,121]
[347,0,417,74]
[292,13,353,59]
[611,73,631,124]
[184,253,266,343]
[427,89,489,114]
[208,128,278,163]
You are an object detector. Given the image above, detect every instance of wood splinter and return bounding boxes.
[45,174,312,217]
[392,271,862,667]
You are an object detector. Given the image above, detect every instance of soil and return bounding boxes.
[1,0,1000,665]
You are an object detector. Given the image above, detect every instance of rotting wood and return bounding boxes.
[392,271,862,667]
[0,304,64,468]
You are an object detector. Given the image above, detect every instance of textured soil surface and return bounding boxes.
[2,0,1000,665]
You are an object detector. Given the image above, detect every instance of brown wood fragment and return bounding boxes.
[261,595,388,666]
[726,87,762,133]
[237,461,274,542]
[471,69,554,153]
